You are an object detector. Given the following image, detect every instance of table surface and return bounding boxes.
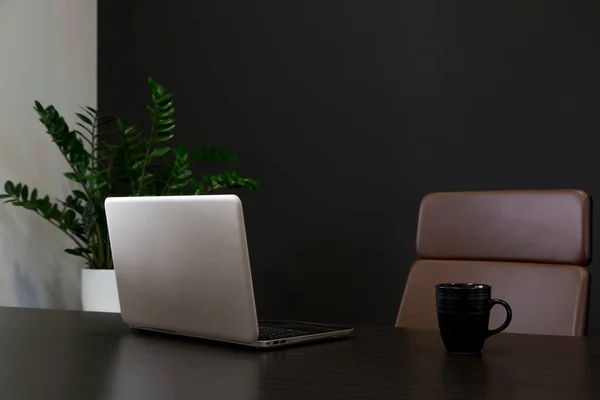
[0,307,597,400]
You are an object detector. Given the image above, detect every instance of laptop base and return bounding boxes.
[131,319,353,349]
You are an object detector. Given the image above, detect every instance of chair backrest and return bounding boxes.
[396,190,591,336]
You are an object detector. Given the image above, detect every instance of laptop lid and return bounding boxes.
[105,195,259,343]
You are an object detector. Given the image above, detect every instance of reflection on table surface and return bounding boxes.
[106,332,260,400]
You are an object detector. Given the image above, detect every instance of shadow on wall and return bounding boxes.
[12,260,70,309]
[0,204,81,310]
[12,260,41,308]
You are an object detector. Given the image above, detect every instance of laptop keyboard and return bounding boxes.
[258,325,313,340]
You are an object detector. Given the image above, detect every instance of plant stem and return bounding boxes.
[96,227,105,266]
[105,241,113,269]
[160,159,176,195]
[56,148,94,203]
[55,141,100,267]
[137,126,155,195]
[89,114,106,267]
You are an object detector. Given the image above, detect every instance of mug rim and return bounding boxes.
[436,283,490,290]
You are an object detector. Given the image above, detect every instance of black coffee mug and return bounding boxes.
[436,283,512,354]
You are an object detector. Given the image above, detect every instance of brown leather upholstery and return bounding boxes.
[397,190,591,336]
[417,190,591,265]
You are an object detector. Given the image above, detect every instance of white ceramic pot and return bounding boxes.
[81,269,121,313]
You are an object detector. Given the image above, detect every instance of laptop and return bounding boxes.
[104,194,353,348]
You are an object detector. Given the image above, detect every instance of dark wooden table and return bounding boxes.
[0,307,597,399]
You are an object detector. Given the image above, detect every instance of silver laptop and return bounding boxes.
[104,194,353,348]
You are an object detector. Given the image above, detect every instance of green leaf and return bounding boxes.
[50,205,61,221]
[72,190,87,200]
[151,147,170,157]
[148,76,158,89]
[190,179,206,194]
[4,180,14,194]
[34,101,44,113]
[75,113,93,125]
[0,194,11,199]
[76,123,93,135]
[155,124,175,133]
[80,106,96,119]
[75,161,89,176]
[64,172,79,181]
[169,182,188,191]
[193,146,237,163]
[63,210,76,225]
[158,107,175,117]
[14,184,22,197]
[23,202,38,210]
[82,174,97,182]
[157,117,175,126]
[139,173,154,182]
[158,93,173,103]
[21,185,28,201]
[158,101,174,112]
[131,160,145,170]
[65,248,82,256]
[155,133,174,142]
[12,201,24,206]
[65,195,78,208]
[37,196,51,214]
[178,170,192,180]
[30,189,38,202]
[95,181,108,191]
[65,248,91,258]
[123,126,136,136]
[243,179,260,190]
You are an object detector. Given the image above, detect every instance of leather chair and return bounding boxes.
[396,190,591,336]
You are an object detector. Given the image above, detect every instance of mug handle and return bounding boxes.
[487,299,512,337]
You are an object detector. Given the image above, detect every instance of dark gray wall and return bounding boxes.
[99,1,600,334]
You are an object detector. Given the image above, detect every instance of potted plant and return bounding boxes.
[0,78,258,312]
